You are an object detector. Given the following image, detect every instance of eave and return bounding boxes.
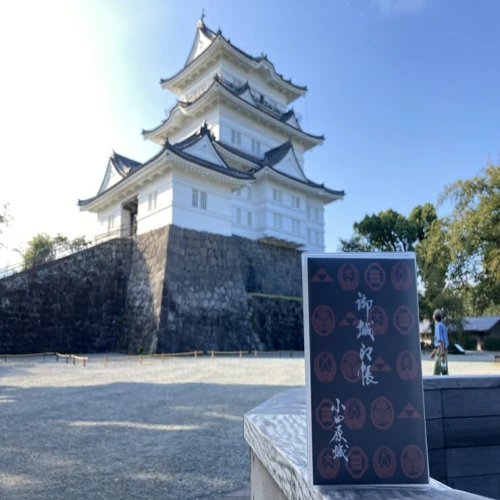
[254,167,345,204]
[142,80,323,151]
[160,33,306,104]
[78,145,252,213]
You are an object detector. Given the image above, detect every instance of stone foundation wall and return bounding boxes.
[0,225,305,354]
[0,240,132,354]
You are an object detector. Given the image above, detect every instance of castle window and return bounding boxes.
[252,139,261,155]
[200,191,207,210]
[148,191,157,212]
[236,208,242,225]
[247,212,252,227]
[273,189,283,203]
[192,189,207,210]
[292,195,300,210]
[273,213,283,230]
[107,215,115,231]
[308,205,321,221]
[192,189,199,208]
[292,219,300,235]
[231,129,241,146]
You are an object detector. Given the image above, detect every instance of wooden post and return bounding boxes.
[139,355,142,365]
[254,350,258,357]
[73,356,76,365]
[211,350,214,359]
[239,350,243,359]
[56,354,59,362]
[290,350,293,358]
[83,358,86,367]
[162,352,165,363]
[43,353,45,362]
[194,351,198,359]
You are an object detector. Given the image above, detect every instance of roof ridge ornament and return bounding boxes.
[197,8,206,28]
[200,121,209,134]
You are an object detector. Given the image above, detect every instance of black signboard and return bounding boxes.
[303,253,429,487]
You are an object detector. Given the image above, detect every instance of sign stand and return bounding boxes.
[302,252,429,488]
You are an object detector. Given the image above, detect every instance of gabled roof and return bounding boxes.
[110,151,141,176]
[142,77,323,149]
[185,21,218,66]
[97,151,141,195]
[161,20,306,103]
[463,316,500,332]
[80,122,343,211]
[78,124,252,210]
[214,139,345,199]
[163,123,250,179]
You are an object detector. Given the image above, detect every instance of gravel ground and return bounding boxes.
[0,352,499,500]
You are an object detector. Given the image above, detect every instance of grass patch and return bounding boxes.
[248,292,303,301]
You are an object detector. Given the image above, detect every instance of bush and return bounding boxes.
[485,337,500,351]
[457,333,477,351]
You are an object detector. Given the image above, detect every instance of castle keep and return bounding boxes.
[0,20,344,354]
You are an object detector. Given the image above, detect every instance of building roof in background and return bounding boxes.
[463,316,500,332]
[419,316,500,334]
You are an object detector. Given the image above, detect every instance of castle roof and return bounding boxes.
[142,76,323,150]
[79,123,343,211]
[78,124,252,211]
[161,21,306,103]
[214,139,345,199]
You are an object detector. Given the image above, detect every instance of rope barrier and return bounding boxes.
[0,350,305,366]
[71,355,88,367]
[0,352,55,362]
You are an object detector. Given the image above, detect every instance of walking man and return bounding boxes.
[430,309,449,375]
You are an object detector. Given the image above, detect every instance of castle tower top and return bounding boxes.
[161,20,307,104]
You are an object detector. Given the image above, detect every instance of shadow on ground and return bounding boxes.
[0,381,291,500]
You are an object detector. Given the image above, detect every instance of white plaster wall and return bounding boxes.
[136,173,174,235]
[171,169,234,236]
[219,106,289,154]
[95,203,123,242]
[231,184,258,239]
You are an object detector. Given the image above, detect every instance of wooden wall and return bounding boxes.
[424,376,500,499]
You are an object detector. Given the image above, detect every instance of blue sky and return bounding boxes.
[0,0,498,264]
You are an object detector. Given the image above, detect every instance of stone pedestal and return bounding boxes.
[244,386,491,500]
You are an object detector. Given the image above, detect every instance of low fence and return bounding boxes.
[0,225,131,279]
[0,350,306,367]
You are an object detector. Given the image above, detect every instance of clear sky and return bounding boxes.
[0,0,498,267]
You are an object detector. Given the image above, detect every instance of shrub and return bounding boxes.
[457,333,477,350]
[485,337,500,351]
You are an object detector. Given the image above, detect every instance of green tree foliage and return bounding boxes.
[0,204,11,248]
[339,203,464,324]
[21,233,89,269]
[441,163,500,312]
[340,204,437,253]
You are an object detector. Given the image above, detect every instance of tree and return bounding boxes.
[339,204,437,253]
[20,233,89,269]
[441,163,500,313]
[339,203,464,325]
[0,204,11,248]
